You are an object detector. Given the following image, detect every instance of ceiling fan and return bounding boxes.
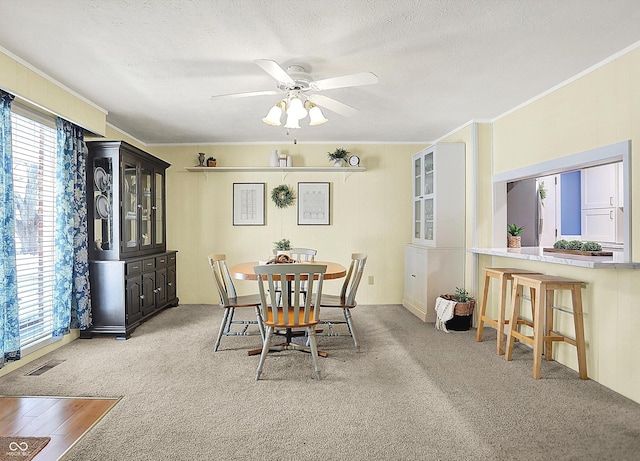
[210,59,379,128]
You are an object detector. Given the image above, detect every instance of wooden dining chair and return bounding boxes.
[290,248,317,262]
[254,263,327,380]
[273,247,317,305]
[318,253,367,351]
[207,254,265,352]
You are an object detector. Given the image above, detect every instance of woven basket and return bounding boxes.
[507,235,521,248]
[440,294,475,316]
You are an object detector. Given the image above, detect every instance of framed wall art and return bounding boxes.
[298,182,330,225]
[233,183,265,226]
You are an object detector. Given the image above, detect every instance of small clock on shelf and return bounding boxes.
[348,155,360,167]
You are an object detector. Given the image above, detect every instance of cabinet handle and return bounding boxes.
[610,196,614,206]
[152,206,157,210]
[610,210,614,220]
[140,295,144,300]
[156,287,162,292]
[168,282,172,286]
[411,274,416,278]
[137,204,142,208]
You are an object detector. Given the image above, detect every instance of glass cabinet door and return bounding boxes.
[92,156,114,255]
[423,151,434,195]
[122,157,138,252]
[154,171,165,247]
[140,165,153,250]
[424,198,434,242]
[414,156,421,199]
[412,148,437,245]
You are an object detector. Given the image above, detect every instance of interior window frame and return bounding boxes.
[491,140,631,261]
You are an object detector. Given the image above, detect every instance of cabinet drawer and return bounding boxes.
[167,253,177,266]
[155,255,168,268]
[126,260,143,276]
[142,258,156,271]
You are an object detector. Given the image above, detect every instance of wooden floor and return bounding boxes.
[0,396,120,460]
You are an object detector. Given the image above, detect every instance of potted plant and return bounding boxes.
[327,147,349,167]
[507,224,524,248]
[207,156,216,167]
[273,238,291,257]
[436,287,476,332]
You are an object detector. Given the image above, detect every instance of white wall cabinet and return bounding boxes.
[405,142,466,322]
[581,163,619,209]
[412,143,465,247]
[581,162,623,243]
[403,245,464,322]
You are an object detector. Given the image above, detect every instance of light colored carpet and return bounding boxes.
[1,304,639,460]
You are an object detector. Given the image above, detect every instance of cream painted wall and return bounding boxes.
[149,143,426,306]
[0,49,106,136]
[482,48,640,403]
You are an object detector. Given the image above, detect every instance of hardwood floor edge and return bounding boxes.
[57,397,122,460]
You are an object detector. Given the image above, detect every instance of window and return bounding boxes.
[11,105,57,352]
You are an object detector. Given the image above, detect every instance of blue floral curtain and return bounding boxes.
[0,90,20,367]
[53,118,91,336]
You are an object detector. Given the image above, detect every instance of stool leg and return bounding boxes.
[504,282,521,361]
[544,289,555,361]
[476,272,491,342]
[571,285,588,380]
[496,274,509,355]
[532,286,544,380]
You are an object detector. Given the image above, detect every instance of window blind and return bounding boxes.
[11,105,57,350]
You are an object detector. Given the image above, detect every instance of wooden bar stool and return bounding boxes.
[476,268,541,355]
[504,274,587,380]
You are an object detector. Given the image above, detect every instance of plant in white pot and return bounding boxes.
[327,147,349,167]
[273,238,291,257]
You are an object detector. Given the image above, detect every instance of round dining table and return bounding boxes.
[229,260,346,281]
[228,260,346,357]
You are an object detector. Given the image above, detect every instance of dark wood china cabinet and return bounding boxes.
[83,140,178,339]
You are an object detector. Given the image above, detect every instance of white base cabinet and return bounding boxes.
[403,244,464,323]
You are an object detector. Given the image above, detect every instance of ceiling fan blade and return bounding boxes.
[310,72,378,91]
[309,94,358,117]
[210,90,279,99]
[254,59,295,85]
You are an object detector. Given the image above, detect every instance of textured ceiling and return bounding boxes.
[1,0,640,145]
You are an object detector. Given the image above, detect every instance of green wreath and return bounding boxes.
[271,184,295,208]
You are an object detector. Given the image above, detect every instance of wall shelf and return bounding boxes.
[185,166,365,172]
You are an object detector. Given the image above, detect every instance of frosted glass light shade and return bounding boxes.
[308,105,328,125]
[286,96,307,119]
[284,113,301,129]
[262,103,283,126]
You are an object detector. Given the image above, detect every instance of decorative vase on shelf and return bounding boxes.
[270,150,279,167]
[198,152,205,167]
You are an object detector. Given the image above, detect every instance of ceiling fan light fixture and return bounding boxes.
[308,103,328,126]
[286,96,307,120]
[283,113,301,129]
[262,100,285,126]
